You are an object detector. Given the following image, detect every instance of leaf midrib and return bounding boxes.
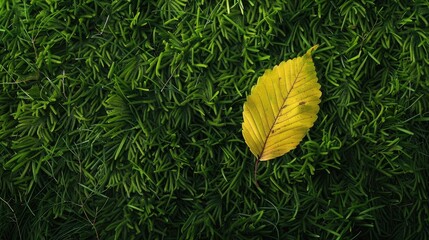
[258,59,306,161]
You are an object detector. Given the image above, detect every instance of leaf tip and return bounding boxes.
[307,45,319,55]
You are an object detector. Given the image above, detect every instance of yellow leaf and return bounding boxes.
[242,45,321,161]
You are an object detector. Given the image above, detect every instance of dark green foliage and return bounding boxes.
[1,0,429,239]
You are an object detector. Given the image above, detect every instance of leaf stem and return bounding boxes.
[254,157,261,188]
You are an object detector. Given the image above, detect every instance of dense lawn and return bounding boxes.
[1,1,429,239]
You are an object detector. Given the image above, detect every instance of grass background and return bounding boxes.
[1,0,429,239]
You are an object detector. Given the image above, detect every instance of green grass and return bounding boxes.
[1,0,429,239]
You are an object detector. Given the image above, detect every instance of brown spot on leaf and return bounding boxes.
[299,101,306,105]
